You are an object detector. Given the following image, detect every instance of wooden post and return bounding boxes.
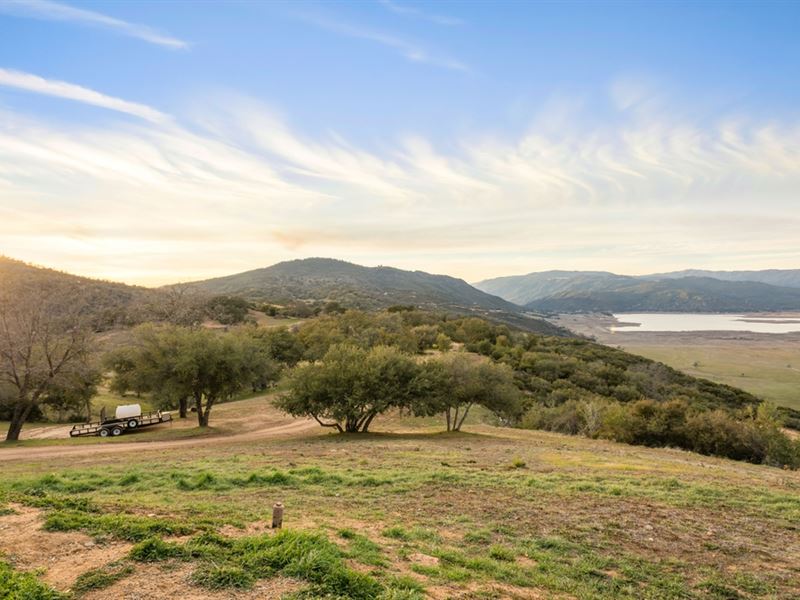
[272,502,284,529]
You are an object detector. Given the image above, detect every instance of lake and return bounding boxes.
[610,313,800,334]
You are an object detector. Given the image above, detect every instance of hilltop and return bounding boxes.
[174,258,568,336]
[176,258,516,310]
[476,269,800,313]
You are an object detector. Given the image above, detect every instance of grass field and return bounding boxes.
[616,344,800,411]
[1,398,799,599]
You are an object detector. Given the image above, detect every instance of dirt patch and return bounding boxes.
[427,581,548,599]
[0,504,132,591]
[82,563,305,600]
[409,552,439,567]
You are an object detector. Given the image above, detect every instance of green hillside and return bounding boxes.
[176,258,568,336]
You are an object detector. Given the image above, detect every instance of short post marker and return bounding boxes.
[272,502,284,529]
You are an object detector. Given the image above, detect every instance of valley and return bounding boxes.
[555,313,800,411]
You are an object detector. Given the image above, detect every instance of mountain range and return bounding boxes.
[475,269,800,313]
[6,255,799,327]
[0,256,567,336]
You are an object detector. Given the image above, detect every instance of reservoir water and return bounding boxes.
[610,313,800,334]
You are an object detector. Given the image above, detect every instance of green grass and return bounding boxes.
[1,419,799,598]
[71,561,135,595]
[0,561,67,599]
[620,343,800,410]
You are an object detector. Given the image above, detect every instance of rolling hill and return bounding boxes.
[476,269,800,313]
[175,258,569,336]
[0,256,160,328]
[645,268,800,288]
[0,256,568,336]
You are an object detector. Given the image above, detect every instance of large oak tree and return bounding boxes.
[0,279,94,441]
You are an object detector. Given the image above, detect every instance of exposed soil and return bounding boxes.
[81,564,304,600]
[0,504,132,591]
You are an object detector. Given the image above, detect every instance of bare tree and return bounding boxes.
[0,279,93,441]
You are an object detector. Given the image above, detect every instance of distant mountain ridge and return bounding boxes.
[174,258,570,336]
[475,269,800,313]
[644,269,800,289]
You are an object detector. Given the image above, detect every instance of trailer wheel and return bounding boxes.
[127,419,139,429]
[99,428,110,438]
[111,426,123,436]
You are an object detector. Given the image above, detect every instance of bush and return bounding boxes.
[524,395,800,469]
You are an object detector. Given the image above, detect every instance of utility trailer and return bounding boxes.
[69,404,172,438]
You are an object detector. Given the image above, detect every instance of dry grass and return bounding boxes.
[1,398,799,599]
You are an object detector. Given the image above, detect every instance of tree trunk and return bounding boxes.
[454,403,473,432]
[193,392,207,427]
[179,397,188,419]
[445,408,452,432]
[361,413,377,433]
[5,401,33,442]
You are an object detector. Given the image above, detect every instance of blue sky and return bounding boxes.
[0,0,799,285]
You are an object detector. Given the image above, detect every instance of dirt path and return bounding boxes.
[0,398,318,463]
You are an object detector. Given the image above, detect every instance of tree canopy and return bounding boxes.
[414,353,523,431]
[106,325,277,427]
[276,344,423,433]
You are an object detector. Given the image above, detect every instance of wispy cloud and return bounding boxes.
[1,90,799,284]
[378,0,464,26]
[0,68,168,122]
[0,0,188,49]
[294,11,469,72]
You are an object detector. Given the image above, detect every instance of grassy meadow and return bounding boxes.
[1,399,799,599]
[616,344,800,411]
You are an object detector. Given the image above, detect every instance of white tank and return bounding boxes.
[115,404,142,420]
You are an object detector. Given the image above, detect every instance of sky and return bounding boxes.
[0,0,799,286]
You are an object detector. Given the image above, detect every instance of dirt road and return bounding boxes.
[0,397,317,462]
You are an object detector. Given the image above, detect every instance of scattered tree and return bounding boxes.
[205,295,251,325]
[106,325,275,427]
[277,344,422,433]
[415,353,522,431]
[0,279,94,441]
